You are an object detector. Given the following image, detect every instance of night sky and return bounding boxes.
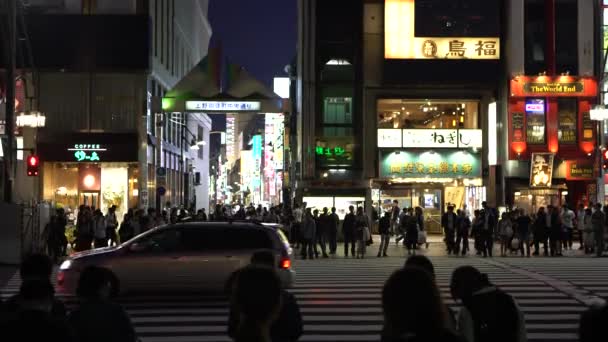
[208,0,297,88]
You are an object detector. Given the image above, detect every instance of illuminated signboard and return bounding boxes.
[226,115,236,165]
[380,150,481,178]
[316,138,354,167]
[530,153,554,187]
[384,0,500,60]
[252,135,263,204]
[525,99,546,144]
[510,76,598,97]
[16,112,46,128]
[378,129,402,148]
[185,101,261,111]
[68,144,106,162]
[378,129,482,148]
[403,129,482,148]
[525,103,544,112]
[273,114,285,169]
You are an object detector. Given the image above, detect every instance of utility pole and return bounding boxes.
[4,0,16,203]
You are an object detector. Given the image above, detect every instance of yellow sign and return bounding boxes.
[384,0,500,60]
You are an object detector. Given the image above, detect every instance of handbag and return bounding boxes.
[418,230,427,244]
[511,237,520,250]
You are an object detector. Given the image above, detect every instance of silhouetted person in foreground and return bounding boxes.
[2,254,66,320]
[227,250,303,342]
[0,279,73,342]
[381,267,464,342]
[68,266,138,342]
[230,266,282,342]
[450,266,526,342]
[404,255,456,329]
[579,302,608,342]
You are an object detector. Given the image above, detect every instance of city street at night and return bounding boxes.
[2,240,607,342]
[2,0,608,341]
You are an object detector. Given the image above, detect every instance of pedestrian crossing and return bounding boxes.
[1,255,605,342]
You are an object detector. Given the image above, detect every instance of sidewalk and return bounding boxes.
[293,234,591,259]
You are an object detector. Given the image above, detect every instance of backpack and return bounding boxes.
[463,287,520,342]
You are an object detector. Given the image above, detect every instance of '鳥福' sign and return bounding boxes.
[379,150,481,178]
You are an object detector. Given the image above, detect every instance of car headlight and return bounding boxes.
[59,260,72,270]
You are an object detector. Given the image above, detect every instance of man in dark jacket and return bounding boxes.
[227,250,303,342]
[1,279,73,342]
[2,254,67,321]
[343,205,357,257]
[441,205,458,255]
[68,266,137,342]
[328,207,340,254]
[315,208,330,258]
[378,211,391,257]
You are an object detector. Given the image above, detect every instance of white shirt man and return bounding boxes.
[561,207,574,229]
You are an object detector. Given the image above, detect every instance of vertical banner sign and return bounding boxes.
[511,113,524,142]
[530,153,555,187]
[582,112,593,141]
[252,135,262,203]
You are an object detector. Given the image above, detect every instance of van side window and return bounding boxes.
[133,229,181,253]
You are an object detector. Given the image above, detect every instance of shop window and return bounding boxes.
[377,99,478,129]
[323,97,352,125]
[557,98,577,144]
[555,0,578,75]
[525,98,546,144]
[524,0,546,75]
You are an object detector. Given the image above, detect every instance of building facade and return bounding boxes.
[503,0,602,213]
[0,0,212,220]
[297,0,505,230]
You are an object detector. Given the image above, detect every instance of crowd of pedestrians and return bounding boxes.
[1,252,607,342]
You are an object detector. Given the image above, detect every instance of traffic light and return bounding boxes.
[603,150,608,171]
[27,154,39,176]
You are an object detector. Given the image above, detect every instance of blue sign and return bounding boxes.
[157,186,166,196]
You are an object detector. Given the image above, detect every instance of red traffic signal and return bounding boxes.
[603,149,608,160]
[27,154,39,176]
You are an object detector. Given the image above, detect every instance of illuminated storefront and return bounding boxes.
[374,99,486,233]
[37,133,139,222]
[507,76,599,208]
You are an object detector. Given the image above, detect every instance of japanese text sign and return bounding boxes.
[185,101,261,112]
[380,150,481,178]
[391,129,483,148]
[530,153,555,187]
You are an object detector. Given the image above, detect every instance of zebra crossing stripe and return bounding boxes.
[1,256,605,342]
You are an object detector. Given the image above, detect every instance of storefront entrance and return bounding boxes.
[377,186,442,233]
[79,192,100,209]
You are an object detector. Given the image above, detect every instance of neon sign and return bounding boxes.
[74,150,100,162]
[67,144,106,162]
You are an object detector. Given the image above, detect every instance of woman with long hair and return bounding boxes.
[381,267,463,342]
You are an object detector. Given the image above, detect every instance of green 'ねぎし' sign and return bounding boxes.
[379,150,481,178]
